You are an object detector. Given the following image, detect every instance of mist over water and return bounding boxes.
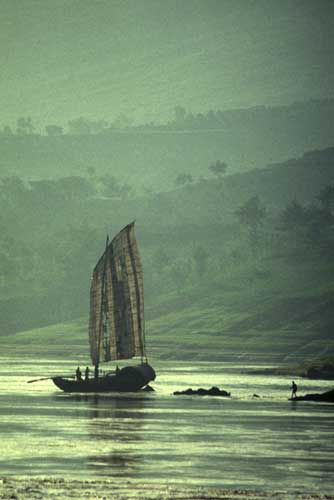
[0,357,333,494]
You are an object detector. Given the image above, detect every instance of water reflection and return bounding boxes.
[1,358,334,492]
[53,392,152,419]
[54,393,152,475]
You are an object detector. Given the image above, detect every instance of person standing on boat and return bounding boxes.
[291,381,298,399]
[94,365,99,379]
[76,366,82,381]
[85,366,90,381]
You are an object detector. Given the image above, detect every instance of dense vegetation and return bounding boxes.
[1,100,333,361]
[1,145,333,362]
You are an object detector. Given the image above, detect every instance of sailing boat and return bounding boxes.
[52,222,156,392]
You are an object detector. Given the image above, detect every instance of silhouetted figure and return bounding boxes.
[94,364,99,379]
[76,366,82,381]
[291,381,298,399]
[85,366,89,381]
[116,365,120,375]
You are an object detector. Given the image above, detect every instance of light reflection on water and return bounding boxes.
[0,357,333,494]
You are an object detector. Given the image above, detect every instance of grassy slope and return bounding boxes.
[3,256,333,364]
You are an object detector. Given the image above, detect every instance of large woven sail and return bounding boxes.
[89,222,145,365]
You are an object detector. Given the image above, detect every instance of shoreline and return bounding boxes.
[244,367,334,380]
[1,478,333,500]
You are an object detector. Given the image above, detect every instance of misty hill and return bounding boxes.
[1,99,333,192]
[1,146,333,365]
[111,146,334,229]
[3,146,333,258]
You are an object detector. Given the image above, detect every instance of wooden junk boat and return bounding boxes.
[52,222,156,392]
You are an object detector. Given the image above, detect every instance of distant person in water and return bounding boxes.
[85,366,89,381]
[76,366,82,381]
[94,365,99,379]
[291,381,298,399]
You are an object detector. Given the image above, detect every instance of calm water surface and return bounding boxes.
[0,357,333,494]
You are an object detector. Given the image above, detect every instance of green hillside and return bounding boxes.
[3,251,333,364]
[1,146,333,363]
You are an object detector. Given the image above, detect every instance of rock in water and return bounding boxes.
[290,389,334,402]
[173,387,231,397]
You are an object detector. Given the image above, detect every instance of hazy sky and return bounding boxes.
[1,0,333,128]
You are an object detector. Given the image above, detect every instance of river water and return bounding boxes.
[0,357,333,495]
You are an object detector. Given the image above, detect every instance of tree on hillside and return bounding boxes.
[174,173,193,187]
[118,183,134,199]
[67,117,92,135]
[86,166,96,178]
[0,176,28,205]
[99,174,120,198]
[56,176,96,200]
[184,112,196,129]
[173,106,187,126]
[85,167,97,187]
[98,174,133,199]
[67,117,110,135]
[208,160,228,177]
[113,114,132,129]
[90,119,109,134]
[1,125,13,136]
[29,179,60,204]
[45,125,63,136]
[16,117,34,135]
[278,198,307,251]
[0,230,35,285]
[235,195,266,259]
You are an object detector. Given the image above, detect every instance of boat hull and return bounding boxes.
[52,363,156,393]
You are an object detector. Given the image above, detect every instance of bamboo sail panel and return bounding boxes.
[88,257,104,365]
[108,222,145,360]
[88,222,145,365]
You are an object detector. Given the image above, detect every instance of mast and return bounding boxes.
[97,235,111,365]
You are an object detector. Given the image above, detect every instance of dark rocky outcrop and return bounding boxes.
[173,386,231,397]
[290,389,334,402]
